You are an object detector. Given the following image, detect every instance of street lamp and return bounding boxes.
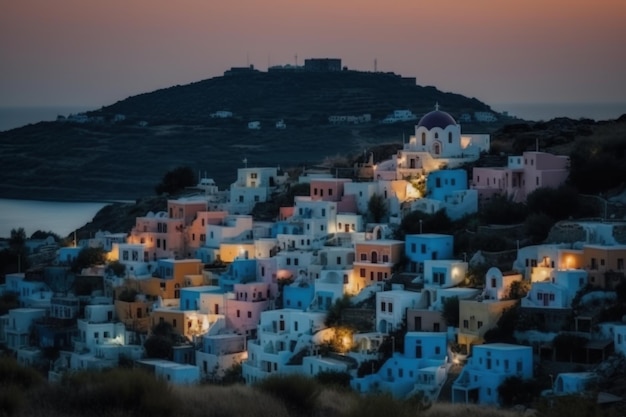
[419,219,423,234]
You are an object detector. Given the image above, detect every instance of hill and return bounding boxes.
[0,69,508,202]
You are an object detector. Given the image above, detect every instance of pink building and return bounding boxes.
[309,178,358,213]
[225,282,271,337]
[472,151,569,205]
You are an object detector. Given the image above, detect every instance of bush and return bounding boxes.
[0,356,45,389]
[52,368,180,417]
[498,376,540,407]
[314,371,352,389]
[255,374,321,416]
[344,392,429,417]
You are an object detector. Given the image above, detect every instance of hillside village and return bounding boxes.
[3,105,626,411]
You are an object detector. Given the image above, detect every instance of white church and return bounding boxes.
[374,104,490,181]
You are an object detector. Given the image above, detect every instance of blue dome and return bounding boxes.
[417,110,457,130]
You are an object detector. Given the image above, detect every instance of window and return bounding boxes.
[360,268,366,278]
[549,293,555,301]
[329,188,333,196]
[247,311,252,318]
[382,254,389,263]
[286,258,291,265]
[388,303,393,313]
[360,253,367,261]
[294,258,299,266]
[421,244,426,254]
[477,321,483,329]
[411,243,416,253]
[421,132,426,145]
[537,292,543,300]
[618,259,624,270]
[250,172,257,179]
[448,132,452,143]
[237,310,240,317]
[381,302,386,312]
[321,209,326,216]
[463,320,468,328]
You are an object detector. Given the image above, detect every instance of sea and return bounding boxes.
[0,102,624,238]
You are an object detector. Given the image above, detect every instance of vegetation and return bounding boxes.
[367,193,388,223]
[143,322,178,359]
[441,296,460,327]
[497,376,544,407]
[71,246,107,273]
[155,165,197,196]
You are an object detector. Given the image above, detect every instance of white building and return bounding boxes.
[452,343,533,405]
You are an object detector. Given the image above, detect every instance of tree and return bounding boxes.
[367,193,387,223]
[479,194,528,225]
[106,260,126,277]
[524,212,556,244]
[441,296,460,327]
[9,228,26,250]
[144,322,177,359]
[71,247,107,273]
[526,185,580,220]
[324,295,352,327]
[508,280,530,299]
[155,166,196,196]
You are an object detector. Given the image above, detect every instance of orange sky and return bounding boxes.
[1,0,625,109]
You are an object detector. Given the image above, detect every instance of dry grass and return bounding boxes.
[424,403,523,417]
[173,384,291,417]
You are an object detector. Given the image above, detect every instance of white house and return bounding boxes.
[4,308,46,352]
[452,343,533,405]
[351,332,449,400]
[376,289,422,333]
[242,308,327,384]
[136,359,201,385]
[196,333,247,381]
[423,260,467,289]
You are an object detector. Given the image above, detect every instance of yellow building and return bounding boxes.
[457,299,517,352]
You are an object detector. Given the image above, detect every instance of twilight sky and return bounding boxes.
[1,0,625,109]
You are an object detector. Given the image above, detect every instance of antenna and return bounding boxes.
[374,58,377,72]
[246,52,249,67]
[294,53,298,66]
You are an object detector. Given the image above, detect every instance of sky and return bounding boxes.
[1,0,625,110]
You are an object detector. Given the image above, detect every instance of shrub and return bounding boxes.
[314,370,352,389]
[255,374,321,416]
[53,368,180,417]
[344,392,429,417]
[0,356,45,389]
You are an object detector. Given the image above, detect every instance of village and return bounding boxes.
[2,105,625,409]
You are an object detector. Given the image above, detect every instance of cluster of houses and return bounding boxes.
[2,105,623,406]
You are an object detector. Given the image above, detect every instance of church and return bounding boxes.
[374,104,491,181]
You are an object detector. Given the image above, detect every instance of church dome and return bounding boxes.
[417,110,457,130]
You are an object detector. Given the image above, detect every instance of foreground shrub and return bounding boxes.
[0,356,45,389]
[48,368,180,417]
[255,374,321,416]
[174,384,290,417]
[345,392,416,417]
[0,384,25,417]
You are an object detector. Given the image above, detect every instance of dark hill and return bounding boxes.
[97,70,494,125]
[0,69,543,202]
